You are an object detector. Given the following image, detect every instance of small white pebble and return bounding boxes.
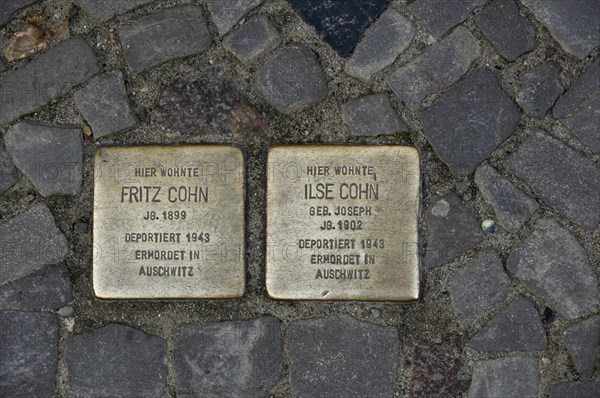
[431,199,450,217]
[541,357,551,366]
[64,318,75,333]
[482,219,496,234]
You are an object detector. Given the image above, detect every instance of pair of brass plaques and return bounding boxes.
[93,145,420,301]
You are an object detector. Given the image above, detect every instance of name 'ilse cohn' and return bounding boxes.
[120,185,208,203]
[304,183,379,200]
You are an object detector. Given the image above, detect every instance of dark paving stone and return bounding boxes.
[174,317,283,397]
[563,92,600,153]
[0,145,19,195]
[520,0,599,59]
[475,0,536,61]
[73,222,88,233]
[153,68,266,140]
[387,26,480,110]
[410,0,488,37]
[288,315,398,398]
[74,71,137,139]
[421,69,520,177]
[468,296,547,351]
[468,356,539,398]
[341,93,407,136]
[119,5,211,72]
[542,307,556,326]
[77,0,154,23]
[554,59,599,119]
[410,335,469,397]
[0,202,68,284]
[0,0,37,26]
[475,163,539,232]
[255,44,328,114]
[549,382,600,398]
[505,131,600,230]
[516,62,564,117]
[449,250,511,323]
[507,219,599,320]
[564,315,600,378]
[424,193,483,267]
[66,324,167,398]
[0,311,58,398]
[5,122,82,196]
[206,0,263,36]
[289,0,389,57]
[554,60,599,152]
[345,8,415,82]
[0,37,99,125]
[224,15,281,65]
[0,59,5,73]
[0,264,71,310]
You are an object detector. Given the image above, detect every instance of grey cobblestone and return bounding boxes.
[5,122,82,196]
[0,0,37,26]
[74,70,138,139]
[387,26,480,111]
[410,0,488,37]
[0,37,99,125]
[0,311,58,398]
[206,0,263,36]
[224,15,281,65]
[549,382,600,398]
[424,193,483,267]
[0,263,71,310]
[516,62,564,118]
[468,296,547,352]
[554,59,599,152]
[505,131,600,230]
[345,8,415,82]
[287,315,399,398]
[507,218,599,320]
[255,44,328,114]
[119,5,211,72]
[564,315,600,378]
[475,163,539,232]
[421,68,520,176]
[0,145,18,196]
[341,93,407,136]
[562,93,600,153]
[173,317,283,397]
[553,59,599,119]
[475,0,536,61]
[449,250,511,323]
[468,356,539,398]
[77,0,154,23]
[65,324,167,398]
[0,202,68,284]
[520,0,600,59]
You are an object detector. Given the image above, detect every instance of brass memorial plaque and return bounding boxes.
[266,146,420,301]
[93,145,245,299]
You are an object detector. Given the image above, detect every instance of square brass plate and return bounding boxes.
[93,145,245,299]
[266,146,420,301]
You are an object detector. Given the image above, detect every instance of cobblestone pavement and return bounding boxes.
[0,0,599,397]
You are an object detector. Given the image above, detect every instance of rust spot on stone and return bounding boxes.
[153,68,266,142]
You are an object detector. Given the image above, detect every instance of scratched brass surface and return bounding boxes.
[93,145,245,299]
[266,146,420,301]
